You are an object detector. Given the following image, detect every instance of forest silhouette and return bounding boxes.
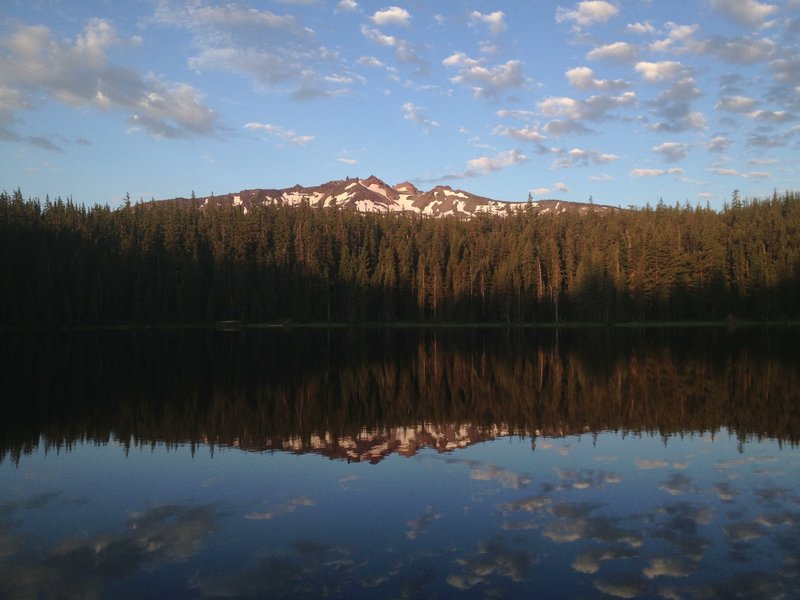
[1,188,799,325]
[2,327,798,464]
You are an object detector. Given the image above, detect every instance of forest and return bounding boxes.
[1,188,799,325]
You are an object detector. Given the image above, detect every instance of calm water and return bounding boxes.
[1,328,799,599]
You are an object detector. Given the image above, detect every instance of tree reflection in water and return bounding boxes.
[2,326,798,462]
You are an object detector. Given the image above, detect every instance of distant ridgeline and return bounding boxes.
[1,328,799,464]
[1,186,799,324]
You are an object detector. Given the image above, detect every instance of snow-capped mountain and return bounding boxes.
[177,175,615,218]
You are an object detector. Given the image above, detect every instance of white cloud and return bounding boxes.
[371,6,411,27]
[693,36,775,64]
[361,25,398,47]
[336,0,358,12]
[747,157,778,165]
[650,22,699,53]
[0,19,217,139]
[556,1,619,29]
[552,147,619,168]
[443,53,525,99]
[153,1,353,99]
[652,141,690,162]
[567,67,629,91]
[538,91,635,128]
[635,61,686,82]
[244,122,314,144]
[555,182,570,192]
[716,95,757,112]
[705,135,731,152]
[747,109,795,123]
[544,120,593,136]
[630,167,684,177]
[470,11,507,36]
[531,187,552,196]
[492,125,546,142]
[337,156,358,165]
[440,148,528,181]
[627,21,655,34]
[710,0,779,27]
[642,74,704,131]
[538,96,582,119]
[402,102,439,132]
[709,166,771,178]
[175,4,301,31]
[467,148,527,173]
[496,109,537,120]
[357,56,384,68]
[586,41,639,62]
[361,25,424,67]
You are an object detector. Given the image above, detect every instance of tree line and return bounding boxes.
[1,188,799,325]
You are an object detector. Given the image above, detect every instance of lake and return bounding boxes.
[1,327,799,599]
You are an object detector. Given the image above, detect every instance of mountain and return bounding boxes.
[172,175,616,218]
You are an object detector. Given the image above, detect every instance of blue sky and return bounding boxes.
[2,0,799,209]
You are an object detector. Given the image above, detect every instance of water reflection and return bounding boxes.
[1,327,799,462]
[0,328,799,598]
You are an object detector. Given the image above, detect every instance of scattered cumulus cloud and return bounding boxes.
[710,0,779,27]
[587,41,639,62]
[631,167,684,177]
[496,109,537,120]
[443,52,525,99]
[470,11,507,36]
[627,21,656,34]
[360,24,425,68]
[709,166,771,178]
[402,102,439,132]
[566,67,628,90]
[357,56,384,68]
[152,1,354,100]
[244,122,314,145]
[716,95,758,112]
[556,1,619,29]
[553,147,619,168]
[705,135,732,152]
[468,148,527,173]
[370,6,411,27]
[635,61,687,82]
[441,148,527,181]
[694,35,775,65]
[650,22,699,53]
[537,91,636,135]
[748,109,795,123]
[493,124,546,142]
[653,141,690,162]
[0,18,217,139]
[336,0,358,12]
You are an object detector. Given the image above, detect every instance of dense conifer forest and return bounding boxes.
[1,188,799,325]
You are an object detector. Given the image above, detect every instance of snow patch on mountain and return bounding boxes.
[181,176,618,219]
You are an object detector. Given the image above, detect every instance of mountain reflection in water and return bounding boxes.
[1,327,799,599]
[1,327,799,461]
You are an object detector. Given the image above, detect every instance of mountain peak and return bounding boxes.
[180,177,618,219]
[361,175,386,186]
[394,181,419,194]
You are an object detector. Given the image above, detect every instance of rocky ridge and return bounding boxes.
[176,175,616,218]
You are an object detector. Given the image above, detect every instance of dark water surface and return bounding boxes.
[1,327,799,599]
